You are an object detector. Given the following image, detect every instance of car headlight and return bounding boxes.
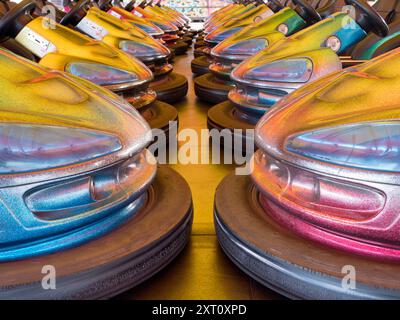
[244,58,313,83]
[0,124,122,174]
[285,122,400,172]
[206,27,242,43]
[220,38,267,56]
[153,22,178,33]
[134,24,164,36]
[65,63,139,87]
[119,40,168,59]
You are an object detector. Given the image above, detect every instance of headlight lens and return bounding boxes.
[285,122,400,172]
[244,58,313,83]
[221,38,267,56]
[134,24,163,36]
[119,40,167,58]
[206,27,241,43]
[0,124,122,174]
[66,63,139,86]
[153,22,178,33]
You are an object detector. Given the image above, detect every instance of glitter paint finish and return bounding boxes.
[204,4,256,34]
[21,17,154,84]
[107,6,165,36]
[203,4,244,30]
[0,49,156,260]
[253,49,400,261]
[229,48,342,111]
[0,49,152,185]
[229,13,366,115]
[211,8,306,61]
[80,8,171,59]
[204,5,274,44]
[131,6,181,31]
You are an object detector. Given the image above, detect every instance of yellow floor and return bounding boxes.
[117,49,283,300]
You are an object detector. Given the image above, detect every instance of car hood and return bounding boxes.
[232,13,353,79]
[211,7,306,58]
[87,8,170,54]
[204,4,255,33]
[24,17,154,80]
[207,4,273,37]
[255,48,400,183]
[109,6,165,35]
[0,49,152,184]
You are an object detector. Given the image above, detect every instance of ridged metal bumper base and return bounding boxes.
[214,173,400,300]
[194,73,232,104]
[0,166,193,300]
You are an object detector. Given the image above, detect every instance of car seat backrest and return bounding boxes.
[334,0,346,11]
[373,0,400,24]
[311,0,336,18]
[372,33,400,57]
[0,38,38,61]
[34,0,66,22]
[0,0,14,11]
[278,0,336,17]
[277,0,294,8]
[0,1,38,61]
[352,18,400,59]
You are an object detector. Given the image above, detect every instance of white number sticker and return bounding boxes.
[15,27,57,58]
[76,17,108,40]
[108,9,122,19]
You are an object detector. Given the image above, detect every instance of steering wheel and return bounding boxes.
[267,0,284,12]
[60,0,89,26]
[112,0,123,8]
[98,0,112,10]
[124,0,135,12]
[315,0,336,18]
[345,0,389,37]
[0,0,36,38]
[292,0,321,24]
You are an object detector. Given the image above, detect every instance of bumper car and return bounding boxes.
[208,0,398,146]
[195,2,256,49]
[97,0,166,38]
[195,1,274,48]
[191,1,274,75]
[195,1,274,53]
[147,0,193,30]
[0,48,193,299]
[110,1,189,54]
[195,0,336,103]
[201,2,244,26]
[215,48,400,299]
[203,2,255,36]
[55,0,189,103]
[194,3,241,49]
[143,1,195,44]
[94,0,189,102]
[145,0,194,30]
[124,0,190,55]
[0,0,178,138]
